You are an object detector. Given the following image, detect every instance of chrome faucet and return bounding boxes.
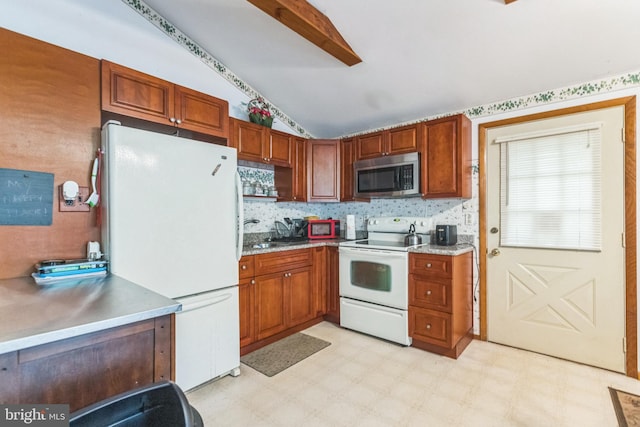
[244,219,260,225]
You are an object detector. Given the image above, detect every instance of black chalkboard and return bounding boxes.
[0,168,54,226]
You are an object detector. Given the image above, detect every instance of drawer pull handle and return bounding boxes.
[426,324,431,329]
[425,263,432,268]
[426,290,432,296]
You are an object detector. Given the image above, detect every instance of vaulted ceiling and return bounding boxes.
[141,0,640,138]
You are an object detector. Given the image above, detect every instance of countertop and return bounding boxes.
[0,274,181,354]
[242,239,474,256]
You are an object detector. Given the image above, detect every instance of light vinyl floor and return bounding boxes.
[187,322,640,426]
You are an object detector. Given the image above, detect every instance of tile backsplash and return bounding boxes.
[242,169,479,237]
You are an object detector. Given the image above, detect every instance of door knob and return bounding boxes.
[490,227,499,234]
[490,248,501,256]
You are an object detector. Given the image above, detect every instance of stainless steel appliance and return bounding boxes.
[338,216,431,345]
[101,121,242,391]
[435,224,457,246]
[353,152,420,198]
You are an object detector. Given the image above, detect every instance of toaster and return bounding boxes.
[435,225,457,246]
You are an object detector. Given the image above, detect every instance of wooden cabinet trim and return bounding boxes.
[19,319,156,363]
[255,248,312,275]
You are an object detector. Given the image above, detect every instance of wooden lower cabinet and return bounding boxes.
[240,248,325,355]
[409,252,473,358]
[324,246,340,323]
[0,316,172,412]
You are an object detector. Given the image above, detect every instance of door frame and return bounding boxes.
[478,96,637,377]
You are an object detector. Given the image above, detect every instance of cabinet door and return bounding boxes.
[269,129,293,167]
[355,132,385,160]
[422,114,471,198]
[307,139,340,202]
[292,137,307,201]
[101,60,174,124]
[325,246,340,323]
[340,138,355,201]
[286,266,316,326]
[388,124,419,155]
[230,118,266,163]
[239,277,255,347]
[255,273,287,340]
[174,85,228,138]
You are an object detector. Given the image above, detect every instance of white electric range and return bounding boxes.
[338,217,431,345]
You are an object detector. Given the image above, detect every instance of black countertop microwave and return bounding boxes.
[353,152,420,198]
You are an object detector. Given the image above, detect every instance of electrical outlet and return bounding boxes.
[59,185,90,212]
[465,213,474,225]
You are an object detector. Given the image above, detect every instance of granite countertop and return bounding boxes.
[408,243,475,256]
[0,274,181,354]
[242,238,343,255]
[243,238,475,256]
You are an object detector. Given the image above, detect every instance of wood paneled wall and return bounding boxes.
[0,28,101,279]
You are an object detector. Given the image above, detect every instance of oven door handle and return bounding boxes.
[338,247,408,258]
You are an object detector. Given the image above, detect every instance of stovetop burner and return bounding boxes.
[339,216,432,252]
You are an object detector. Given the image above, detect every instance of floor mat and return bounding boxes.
[241,333,330,377]
[609,387,640,426]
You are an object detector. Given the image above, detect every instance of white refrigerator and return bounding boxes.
[101,121,244,391]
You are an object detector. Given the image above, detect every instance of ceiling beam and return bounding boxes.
[247,0,362,66]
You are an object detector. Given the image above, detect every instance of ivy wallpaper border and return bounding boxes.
[123,0,640,140]
[122,0,312,138]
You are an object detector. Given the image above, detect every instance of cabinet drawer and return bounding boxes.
[255,249,311,276]
[239,256,255,279]
[409,275,451,312]
[409,306,451,348]
[409,253,452,278]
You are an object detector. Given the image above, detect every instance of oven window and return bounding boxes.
[350,261,391,291]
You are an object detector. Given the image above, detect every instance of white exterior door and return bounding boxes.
[486,106,626,372]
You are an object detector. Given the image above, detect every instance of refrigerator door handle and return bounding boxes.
[235,171,244,261]
[177,291,234,312]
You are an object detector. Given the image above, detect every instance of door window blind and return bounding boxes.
[497,123,602,251]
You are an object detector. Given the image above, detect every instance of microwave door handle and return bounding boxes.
[394,167,401,190]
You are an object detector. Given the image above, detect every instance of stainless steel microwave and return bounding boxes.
[353,152,420,198]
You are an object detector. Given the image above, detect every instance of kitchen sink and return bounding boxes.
[251,242,278,249]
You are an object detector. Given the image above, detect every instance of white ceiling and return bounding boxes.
[142,0,640,138]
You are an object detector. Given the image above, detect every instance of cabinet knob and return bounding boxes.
[426,323,431,329]
[426,290,432,296]
[169,117,176,123]
[241,265,247,270]
[250,279,255,285]
[425,263,432,268]
[176,119,182,125]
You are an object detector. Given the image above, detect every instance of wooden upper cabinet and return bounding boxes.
[355,131,385,160]
[388,124,420,154]
[173,85,228,137]
[355,124,420,160]
[268,129,293,167]
[421,114,471,199]
[230,117,266,162]
[307,139,340,202]
[292,137,307,201]
[101,60,228,139]
[229,118,291,167]
[340,137,355,201]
